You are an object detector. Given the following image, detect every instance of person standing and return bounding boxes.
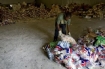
[53,11,71,41]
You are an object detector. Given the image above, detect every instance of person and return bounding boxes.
[53,11,71,41]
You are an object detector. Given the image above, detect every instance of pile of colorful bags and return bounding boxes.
[43,27,105,69]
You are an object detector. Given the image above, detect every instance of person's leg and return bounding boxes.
[53,22,59,41]
[60,24,66,35]
[0,20,2,26]
[53,24,66,41]
[53,28,59,41]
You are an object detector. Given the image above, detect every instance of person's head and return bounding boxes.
[64,11,71,20]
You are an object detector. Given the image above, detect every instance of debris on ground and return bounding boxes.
[43,27,105,69]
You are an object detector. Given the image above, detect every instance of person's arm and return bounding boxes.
[57,24,61,31]
[56,14,62,31]
[67,24,70,33]
[56,14,63,36]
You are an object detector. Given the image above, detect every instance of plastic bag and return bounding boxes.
[95,36,105,46]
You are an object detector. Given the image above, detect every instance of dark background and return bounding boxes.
[0,0,105,7]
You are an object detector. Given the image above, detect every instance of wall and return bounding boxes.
[0,0,35,4]
[36,0,105,8]
[0,0,105,7]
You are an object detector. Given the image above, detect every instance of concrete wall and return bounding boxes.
[0,0,35,4]
[36,0,105,8]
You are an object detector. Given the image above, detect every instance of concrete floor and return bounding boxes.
[0,16,105,69]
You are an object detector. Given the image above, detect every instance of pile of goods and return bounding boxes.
[0,6,16,26]
[63,3,91,16]
[78,27,105,46]
[49,4,61,17]
[0,2,50,26]
[84,3,105,19]
[43,27,105,69]
[0,2,105,26]
[64,3,105,19]
[0,2,63,26]
[77,3,105,19]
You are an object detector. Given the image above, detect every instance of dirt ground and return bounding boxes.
[0,16,105,69]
